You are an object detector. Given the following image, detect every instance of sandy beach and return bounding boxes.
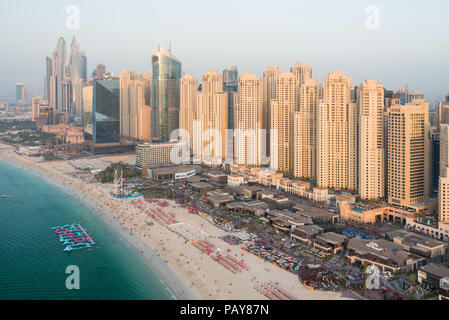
[0,142,353,300]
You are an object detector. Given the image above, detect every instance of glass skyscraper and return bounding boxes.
[84,79,120,143]
[151,46,182,142]
[223,65,238,129]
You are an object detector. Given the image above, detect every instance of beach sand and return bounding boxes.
[0,143,353,300]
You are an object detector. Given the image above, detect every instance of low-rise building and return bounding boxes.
[418,263,449,290]
[227,174,245,187]
[386,230,446,259]
[291,225,324,246]
[346,238,426,273]
[314,232,347,254]
[294,204,339,224]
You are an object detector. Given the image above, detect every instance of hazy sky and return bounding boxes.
[1,0,448,101]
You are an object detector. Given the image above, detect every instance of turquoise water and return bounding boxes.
[0,159,173,300]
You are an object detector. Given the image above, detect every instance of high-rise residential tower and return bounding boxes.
[440,124,449,224]
[317,71,357,190]
[179,74,198,148]
[262,66,281,153]
[151,46,182,142]
[293,78,322,179]
[234,72,264,167]
[194,70,227,164]
[385,100,430,206]
[358,80,385,200]
[290,62,312,109]
[271,72,297,172]
[120,70,152,142]
[69,36,87,118]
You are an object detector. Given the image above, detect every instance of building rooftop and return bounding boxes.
[387,230,445,250]
[347,238,425,266]
[294,204,338,219]
[294,224,324,236]
[316,232,347,245]
[420,264,449,279]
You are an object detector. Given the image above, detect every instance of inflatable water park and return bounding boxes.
[51,224,95,252]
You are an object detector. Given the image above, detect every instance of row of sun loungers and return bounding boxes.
[254,282,298,300]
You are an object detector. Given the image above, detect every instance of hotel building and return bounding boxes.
[136,142,177,168]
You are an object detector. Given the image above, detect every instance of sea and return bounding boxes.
[0,159,173,300]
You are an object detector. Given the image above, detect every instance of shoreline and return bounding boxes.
[0,142,353,300]
[0,148,196,300]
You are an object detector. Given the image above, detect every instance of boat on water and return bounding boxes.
[1,195,10,198]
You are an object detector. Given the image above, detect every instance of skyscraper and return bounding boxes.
[96,64,106,80]
[386,100,430,206]
[430,126,440,194]
[194,70,228,163]
[440,124,449,224]
[179,74,198,148]
[69,36,87,118]
[293,78,322,179]
[31,95,42,120]
[290,62,312,109]
[83,79,120,144]
[44,57,53,102]
[223,65,238,130]
[120,70,152,142]
[15,83,25,101]
[271,72,297,172]
[234,72,264,167]
[358,80,385,199]
[262,66,281,153]
[151,46,182,142]
[54,37,67,112]
[317,71,357,190]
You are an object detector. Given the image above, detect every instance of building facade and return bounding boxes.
[271,72,297,172]
[234,72,264,167]
[293,78,321,179]
[358,80,385,199]
[317,71,357,190]
[151,46,182,142]
[386,100,430,206]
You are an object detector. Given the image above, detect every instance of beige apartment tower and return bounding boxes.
[262,66,281,153]
[439,124,449,224]
[119,70,152,142]
[290,62,312,109]
[194,70,228,164]
[385,100,430,206]
[234,72,264,167]
[271,72,297,172]
[317,71,357,190]
[358,80,385,199]
[179,74,198,148]
[293,78,322,179]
